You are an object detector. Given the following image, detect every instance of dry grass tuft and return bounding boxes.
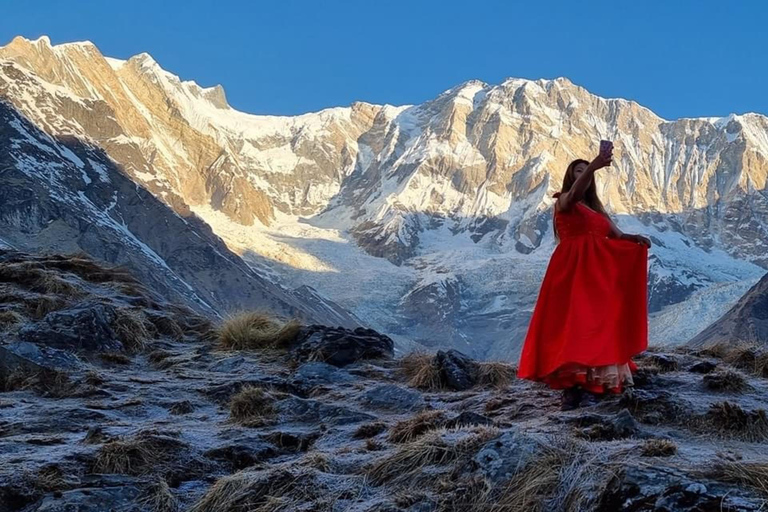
[400,351,444,390]
[697,343,768,377]
[301,452,331,472]
[490,438,617,512]
[641,439,678,457]
[33,273,82,297]
[709,461,768,498]
[29,295,68,319]
[93,431,185,476]
[388,410,447,443]
[217,312,301,351]
[34,465,80,492]
[705,401,768,441]
[366,426,499,486]
[703,369,749,392]
[477,361,516,389]
[139,479,179,512]
[113,308,151,353]
[189,468,312,512]
[85,370,105,387]
[229,386,276,426]
[0,367,76,397]
[0,309,24,330]
[147,314,185,340]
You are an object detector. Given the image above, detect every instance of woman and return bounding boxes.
[517,149,651,410]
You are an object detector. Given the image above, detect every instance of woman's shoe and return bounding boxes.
[561,387,582,411]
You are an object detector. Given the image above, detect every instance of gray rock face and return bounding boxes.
[0,341,83,375]
[598,466,765,511]
[361,384,425,413]
[0,102,362,330]
[435,350,478,391]
[291,325,395,367]
[19,302,122,352]
[688,270,768,348]
[472,428,546,484]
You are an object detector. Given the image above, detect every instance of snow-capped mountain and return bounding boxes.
[1,35,766,358]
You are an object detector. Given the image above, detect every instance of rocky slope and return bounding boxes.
[0,97,359,328]
[3,251,768,511]
[688,270,768,348]
[1,36,767,357]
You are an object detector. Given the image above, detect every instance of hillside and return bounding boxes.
[2,250,768,511]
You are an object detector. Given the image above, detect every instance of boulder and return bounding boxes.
[435,350,478,391]
[291,325,394,367]
[598,466,765,511]
[18,302,122,352]
[689,360,717,374]
[278,396,376,425]
[472,428,545,483]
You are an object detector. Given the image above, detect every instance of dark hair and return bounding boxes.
[553,158,609,241]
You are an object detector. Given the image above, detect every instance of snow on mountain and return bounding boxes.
[1,35,767,358]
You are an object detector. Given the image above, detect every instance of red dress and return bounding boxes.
[517,194,648,394]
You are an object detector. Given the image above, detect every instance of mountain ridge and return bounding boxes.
[1,35,767,358]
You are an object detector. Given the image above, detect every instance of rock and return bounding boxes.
[34,485,143,512]
[435,350,478,391]
[445,411,494,429]
[19,302,122,352]
[598,466,764,511]
[278,396,376,425]
[688,360,717,374]
[292,361,355,391]
[472,428,543,483]
[208,355,246,373]
[577,409,639,441]
[361,384,425,413]
[204,440,278,470]
[169,400,195,415]
[291,325,394,367]
[644,354,679,372]
[264,431,321,452]
[0,341,84,378]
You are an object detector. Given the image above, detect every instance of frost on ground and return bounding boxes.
[2,250,768,511]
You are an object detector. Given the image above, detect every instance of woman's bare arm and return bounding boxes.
[556,152,613,212]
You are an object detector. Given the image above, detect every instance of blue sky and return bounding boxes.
[2,0,766,119]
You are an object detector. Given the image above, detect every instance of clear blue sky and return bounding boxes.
[2,0,766,119]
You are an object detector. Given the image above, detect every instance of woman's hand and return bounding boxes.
[622,234,651,247]
[590,149,613,171]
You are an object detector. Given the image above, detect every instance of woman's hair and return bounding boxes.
[553,158,609,241]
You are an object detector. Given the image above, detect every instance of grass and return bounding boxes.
[705,401,768,442]
[400,352,514,391]
[366,426,499,486]
[189,468,311,512]
[709,461,768,498]
[0,309,23,330]
[696,343,768,377]
[489,439,619,512]
[702,369,749,392]
[0,367,76,397]
[113,308,151,353]
[93,431,186,476]
[388,410,447,443]
[138,479,179,512]
[641,439,678,457]
[477,362,516,389]
[399,352,443,390]
[217,312,301,351]
[229,386,276,426]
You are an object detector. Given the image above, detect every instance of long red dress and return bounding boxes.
[517,194,648,394]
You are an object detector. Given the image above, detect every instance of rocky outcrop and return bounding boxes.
[2,251,768,511]
[688,270,768,348]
